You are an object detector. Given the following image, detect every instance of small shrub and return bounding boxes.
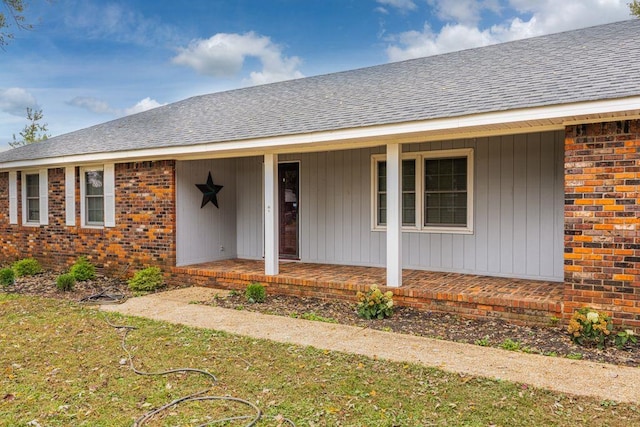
[567,307,613,349]
[245,282,266,303]
[56,273,76,292]
[356,284,394,320]
[0,268,15,287]
[70,256,96,281]
[475,336,490,347]
[300,312,338,323]
[499,338,522,351]
[12,258,42,277]
[128,267,164,292]
[614,330,638,350]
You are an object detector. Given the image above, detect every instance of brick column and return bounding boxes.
[564,120,640,329]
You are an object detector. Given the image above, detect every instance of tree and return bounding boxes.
[632,1,640,17]
[0,0,30,47]
[9,107,49,148]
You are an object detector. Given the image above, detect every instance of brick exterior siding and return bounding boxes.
[565,120,640,328]
[0,160,176,275]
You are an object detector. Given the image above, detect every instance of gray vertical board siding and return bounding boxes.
[403,131,563,281]
[230,130,564,280]
[235,156,264,259]
[175,159,237,266]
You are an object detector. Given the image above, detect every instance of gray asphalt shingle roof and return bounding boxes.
[2,19,640,164]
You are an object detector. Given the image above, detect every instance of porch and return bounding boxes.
[171,259,564,325]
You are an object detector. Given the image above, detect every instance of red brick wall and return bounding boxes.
[564,120,640,328]
[0,160,176,275]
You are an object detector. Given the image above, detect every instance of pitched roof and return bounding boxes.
[3,19,640,164]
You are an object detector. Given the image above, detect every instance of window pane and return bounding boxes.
[27,199,39,221]
[424,157,468,227]
[402,159,415,191]
[85,171,104,196]
[26,174,39,198]
[402,192,415,226]
[377,161,386,192]
[87,196,104,224]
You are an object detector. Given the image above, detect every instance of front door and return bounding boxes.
[279,162,299,259]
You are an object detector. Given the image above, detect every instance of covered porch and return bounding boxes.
[171,259,564,325]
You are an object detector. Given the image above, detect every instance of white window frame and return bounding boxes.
[371,148,474,234]
[80,164,115,228]
[20,168,48,226]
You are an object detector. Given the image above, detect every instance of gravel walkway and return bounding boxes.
[101,287,640,404]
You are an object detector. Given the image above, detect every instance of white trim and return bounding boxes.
[39,168,48,225]
[65,166,75,226]
[2,97,639,170]
[372,148,474,234]
[386,143,402,288]
[8,171,17,224]
[103,163,115,227]
[264,153,279,275]
[20,169,47,226]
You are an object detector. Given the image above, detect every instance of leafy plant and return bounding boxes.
[475,336,490,347]
[356,284,394,320]
[56,273,75,292]
[12,258,41,277]
[0,267,15,287]
[567,352,583,360]
[70,256,96,281]
[127,267,164,292]
[567,307,613,349]
[614,330,638,350]
[245,282,266,303]
[499,338,521,351]
[300,312,338,323]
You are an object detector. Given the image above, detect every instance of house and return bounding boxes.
[1,20,640,326]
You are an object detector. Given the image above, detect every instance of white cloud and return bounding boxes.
[376,0,417,12]
[124,97,166,115]
[385,0,633,61]
[172,32,304,85]
[68,96,165,116]
[0,88,38,116]
[68,96,115,115]
[64,0,181,46]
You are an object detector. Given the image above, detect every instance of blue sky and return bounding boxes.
[0,0,635,151]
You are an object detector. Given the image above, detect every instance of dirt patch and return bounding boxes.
[4,274,639,367]
[209,292,640,367]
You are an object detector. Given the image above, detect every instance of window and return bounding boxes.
[20,169,48,226]
[86,170,104,225]
[25,173,40,222]
[80,164,114,228]
[372,148,473,233]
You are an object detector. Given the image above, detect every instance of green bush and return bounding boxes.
[567,307,613,349]
[70,256,96,281]
[245,282,266,303]
[12,258,42,277]
[56,273,76,292]
[356,284,394,320]
[128,267,164,292]
[0,268,15,287]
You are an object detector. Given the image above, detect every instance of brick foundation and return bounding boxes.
[0,160,176,275]
[564,120,640,328]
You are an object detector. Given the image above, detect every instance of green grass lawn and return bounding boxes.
[1,294,639,426]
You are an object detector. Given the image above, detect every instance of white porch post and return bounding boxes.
[386,143,402,287]
[264,153,279,275]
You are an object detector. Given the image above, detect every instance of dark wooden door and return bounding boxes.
[279,162,299,259]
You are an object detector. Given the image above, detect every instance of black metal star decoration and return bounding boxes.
[195,172,223,209]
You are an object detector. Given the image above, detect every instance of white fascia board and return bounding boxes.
[2,96,640,170]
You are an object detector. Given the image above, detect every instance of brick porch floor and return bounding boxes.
[170,259,564,325]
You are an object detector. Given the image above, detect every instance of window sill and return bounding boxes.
[372,226,474,235]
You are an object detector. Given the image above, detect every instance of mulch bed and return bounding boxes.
[4,273,640,367]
